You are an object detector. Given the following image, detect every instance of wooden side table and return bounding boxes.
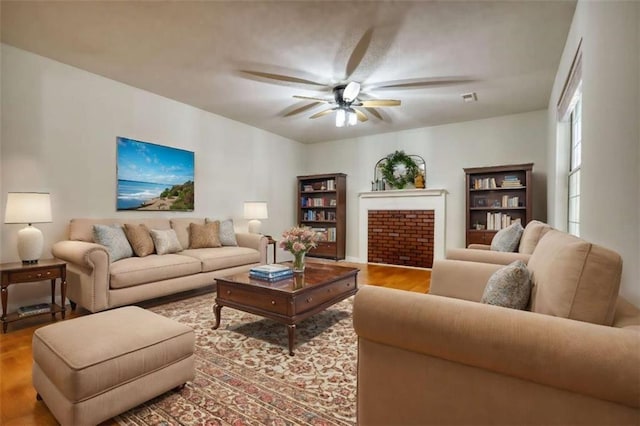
[0,259,67,333]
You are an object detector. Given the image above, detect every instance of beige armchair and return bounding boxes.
[446,219,553,265]
[353,229,640,425]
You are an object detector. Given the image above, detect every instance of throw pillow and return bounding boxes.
[213,218,238,246]
[149,229,183,255]
[123,223,155,257]
[481,260,531,310]
[491,220,524,252]
[93,224,133,262]
[189,221,222,249]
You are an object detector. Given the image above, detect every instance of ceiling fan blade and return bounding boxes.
[309,109,335,119]
[283,102,323,118]
[375,78,476,90]
[240,70,326,87]
[293,95,331,103]
[345,27,374,79]
[354,109,369,122]
[360,99,401,107]
[365,107,384,121]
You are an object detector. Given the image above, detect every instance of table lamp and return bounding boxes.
[4,192,52,264]
[243,201,268,234]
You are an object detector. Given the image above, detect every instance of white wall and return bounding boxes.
[303,110,548,261]
[1,45,304,310]
[547,1,640,306]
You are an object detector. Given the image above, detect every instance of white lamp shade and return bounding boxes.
[5,192,52,224]
[243,202,268,220]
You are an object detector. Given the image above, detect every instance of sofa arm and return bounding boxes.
[235,233,268,264]
[52,240,109,269]
[353,285,640,409]
[429,259,502,301]
[52,240,111,312]
[446,248,531,265]
[467,243,490,250]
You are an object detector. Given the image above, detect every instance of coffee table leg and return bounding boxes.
[287,324,296,356]
[212,304,222,330]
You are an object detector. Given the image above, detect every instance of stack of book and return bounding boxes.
[501,175,522,187]
[17,303,51,317]
[250,264,293,282]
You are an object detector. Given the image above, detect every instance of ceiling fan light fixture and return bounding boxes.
[335,108,346,127]
[347,108,358,126]
[343,81,361,102]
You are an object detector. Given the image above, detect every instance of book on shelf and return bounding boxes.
[17,303,51,317]
[473,177,497,189]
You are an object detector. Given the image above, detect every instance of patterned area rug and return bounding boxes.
[115,293,357,425]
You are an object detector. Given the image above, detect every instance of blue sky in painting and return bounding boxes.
[117,137,194,185]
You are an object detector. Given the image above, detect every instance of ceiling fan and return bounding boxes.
[292,81,401,127]
[239,25,474,127]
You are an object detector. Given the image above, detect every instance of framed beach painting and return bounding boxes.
[116,137,195,211]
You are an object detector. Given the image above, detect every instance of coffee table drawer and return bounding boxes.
[294,277,356,312]
[218,286,289,315]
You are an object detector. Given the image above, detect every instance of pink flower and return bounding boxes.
[280,226,323,255]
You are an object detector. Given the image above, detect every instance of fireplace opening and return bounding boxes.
[368,210,434,268]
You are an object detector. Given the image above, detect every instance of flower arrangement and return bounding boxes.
[279,226,323,271]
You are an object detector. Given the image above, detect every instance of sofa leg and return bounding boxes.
[69,301,77,311]
[36,393,42,401]
[173,383,186,392]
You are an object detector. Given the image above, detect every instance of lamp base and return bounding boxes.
[17,225,44,264]
[248,219,262,234]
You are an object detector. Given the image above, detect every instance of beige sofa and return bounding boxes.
[52,217,267,313]
[446,219,553,265]
[354,229,640,425]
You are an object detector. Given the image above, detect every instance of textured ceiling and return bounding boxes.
[1,1,576,143]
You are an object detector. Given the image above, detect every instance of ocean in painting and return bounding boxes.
[117,179,171,210]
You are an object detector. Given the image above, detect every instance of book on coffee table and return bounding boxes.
[250,264,292,277]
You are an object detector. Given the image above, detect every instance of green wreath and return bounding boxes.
[380,150,420,189]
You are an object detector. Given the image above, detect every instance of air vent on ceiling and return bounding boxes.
[462,92,478,103]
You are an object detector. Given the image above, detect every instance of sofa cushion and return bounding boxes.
[123,223,155,257]
[149,229,182,255]
[481,260,531,310]
[170,218,205,251]
[181,247,260,272]
[93,224,133,262]
[490,221,524,252]
[189,221,221,249]
[109,254,202,289]
[518,220,553,254]
[528,230,622,325]
[214,218,238,246]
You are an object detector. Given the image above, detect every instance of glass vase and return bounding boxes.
[292,251,306,273]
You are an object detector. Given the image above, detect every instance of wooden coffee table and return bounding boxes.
[213,262,358,355]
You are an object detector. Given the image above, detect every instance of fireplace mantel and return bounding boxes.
[357,189,447,266]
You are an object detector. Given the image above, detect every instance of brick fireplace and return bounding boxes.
[368,210,434,268]
[358,189,447,267]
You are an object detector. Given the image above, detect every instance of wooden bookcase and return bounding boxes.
[297,173,346,260]
[464,163,533,246]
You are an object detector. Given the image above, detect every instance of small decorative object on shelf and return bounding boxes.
[374,151,426,190]
[279,226,323,272]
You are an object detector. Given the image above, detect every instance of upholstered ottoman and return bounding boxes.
[32,306,195,426]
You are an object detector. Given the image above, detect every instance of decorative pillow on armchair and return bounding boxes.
[490,220,524,252]
[481,260,531,310]
[93,224,133,262]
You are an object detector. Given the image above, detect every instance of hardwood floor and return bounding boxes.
[0,261,430,425]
